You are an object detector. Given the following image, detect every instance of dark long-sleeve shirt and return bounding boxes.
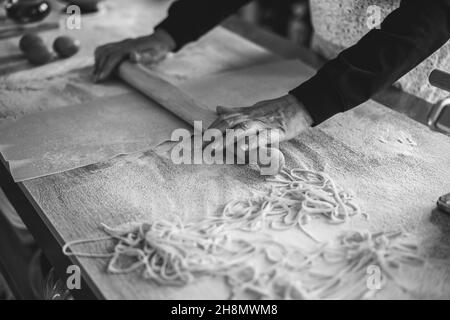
[156,0,450,125]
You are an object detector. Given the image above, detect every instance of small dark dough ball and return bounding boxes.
[53,36,80,58]
[19,33,44,53]
[26,44,52,66]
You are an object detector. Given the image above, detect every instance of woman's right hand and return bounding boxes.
[93,29,176,82]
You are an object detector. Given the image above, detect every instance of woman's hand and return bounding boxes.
[93,29,176,82]
[206,94,313,152]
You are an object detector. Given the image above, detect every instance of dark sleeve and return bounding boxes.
[156,0,252,51]
[290,0,450,125]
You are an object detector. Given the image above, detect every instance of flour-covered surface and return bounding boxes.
[0,0,272,119]
[0,0,167,119]
[0,10,276,182]
[0,93,189,181]
[22,100,450,299]
[0,57,308,182]
[0,25,275,121]
[152,26,278,84]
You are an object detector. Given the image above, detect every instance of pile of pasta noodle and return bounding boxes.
[63,165,426,299]
[227,230,425,299]
[64,220,258,286]
[219,165,363,241]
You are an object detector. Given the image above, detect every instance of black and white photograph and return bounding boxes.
[0,0,450,306]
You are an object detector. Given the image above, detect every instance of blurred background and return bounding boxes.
[239,0,312,47]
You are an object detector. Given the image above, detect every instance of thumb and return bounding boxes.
[129,51,142,63]
[216,105,248,115]
[216,106,235,115]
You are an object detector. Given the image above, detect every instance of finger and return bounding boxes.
[211,121,262,156]
[207,115,247,135]
[130,51,165,64]
[247,128,282,151]
[94,45,108,59]
[223,122,269,166]
[247,131,269,153]
[149,48,169,64]
[97,53,125,82]
[93,47,112,80]
[129,51,142,63]
[213,107,249,124]
[94,45,114,67]
[230,121,266,152]
[204,120,246,155]
[94,45,124,79]
[93,47,105,77]
[216,106,234,115]
[93,58,107,82]
[232,121,264,141]
[218,112,249,124]
[129,51,153,64]
[93,53,110,82]
[258,147,285,176]
[216,105,248,115]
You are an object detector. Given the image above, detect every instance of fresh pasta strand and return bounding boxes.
[62,164,364,293]
[227,230,426,300]
[63,218,259,286]
[62,164,429,300]
[302,230,426,299]
[63,217,426,300]
[215,164,363,241]
[63,236,116,258]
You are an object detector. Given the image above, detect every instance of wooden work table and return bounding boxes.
[1,0,450,300]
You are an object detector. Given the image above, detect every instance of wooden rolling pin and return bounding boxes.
[429,69,450,93]
[118,61,285,174]
[119,61,217,127]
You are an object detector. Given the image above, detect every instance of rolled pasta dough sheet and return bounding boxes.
[0,92,189,181]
